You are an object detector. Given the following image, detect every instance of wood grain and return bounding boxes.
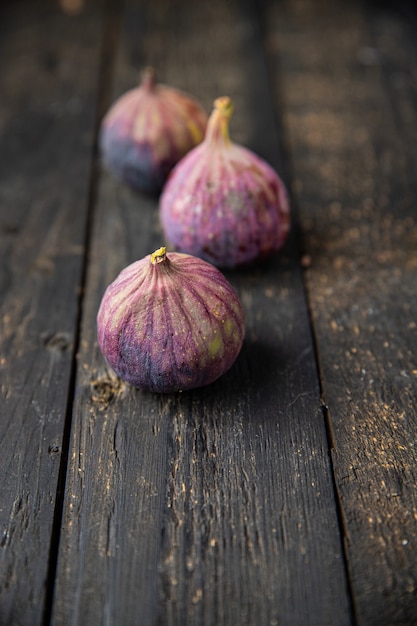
[51,0,352,624]
[264,0,417,623]
[0,2,104,624]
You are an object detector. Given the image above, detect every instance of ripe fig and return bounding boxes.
[97,247,245,393]
[160,96,291,267]
[100,68,208,193]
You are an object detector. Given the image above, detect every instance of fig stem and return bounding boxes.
[205,96,233,146]
[151,246,167,264]
[140,66,156,91]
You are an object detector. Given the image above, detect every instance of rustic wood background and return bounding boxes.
[1,0,416,625]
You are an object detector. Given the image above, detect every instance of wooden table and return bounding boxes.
[1,0,416,624]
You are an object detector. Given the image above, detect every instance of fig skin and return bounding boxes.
[160,96,291,267]
[100,68,208,194]
[97,247,245,393]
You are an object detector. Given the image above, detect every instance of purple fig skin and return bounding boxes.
[100,68,208,194]
[160,96,291,267]
[97,248,245,393]
[100,129,168,193]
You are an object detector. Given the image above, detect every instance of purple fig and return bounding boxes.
[160,96,291,267]
[97,247,245,393]
[100,68,208,193]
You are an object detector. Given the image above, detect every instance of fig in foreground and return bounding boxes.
[97,247,245,393]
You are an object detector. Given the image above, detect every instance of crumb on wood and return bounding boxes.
[90,374,123,408]
[300,253,312,268]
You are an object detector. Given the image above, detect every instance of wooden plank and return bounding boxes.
[0,2,104,624]
[52,0,352,624]
[264,0,417,624]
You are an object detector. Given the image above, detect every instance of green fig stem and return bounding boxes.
[205,96,233,147]
[151,246,167,264]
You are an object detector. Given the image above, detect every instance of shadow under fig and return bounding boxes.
[181,335,291,409]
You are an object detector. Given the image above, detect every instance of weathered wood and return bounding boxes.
[0,2,104,624]
[264,0,417,624]
[52,0,352,624]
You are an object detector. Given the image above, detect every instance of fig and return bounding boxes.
[160,96,291,267]
[99,67,208,193]
[97,247,245,393]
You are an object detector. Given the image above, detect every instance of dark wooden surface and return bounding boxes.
[0,0,416,625]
